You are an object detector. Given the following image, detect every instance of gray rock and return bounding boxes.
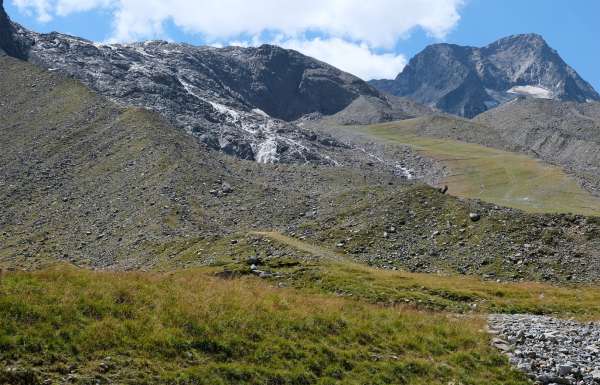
[370,34,599,118]
[489,314,600,385]
[221,182,233,194]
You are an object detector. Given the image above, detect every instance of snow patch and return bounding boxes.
[507,85,553,99]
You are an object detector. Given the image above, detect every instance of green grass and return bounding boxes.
[0,266,528,385]
[243,232,600,318]
[354,122,600,216]
[4,233,600,384]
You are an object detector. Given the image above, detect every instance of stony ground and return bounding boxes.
[488,314,600,385]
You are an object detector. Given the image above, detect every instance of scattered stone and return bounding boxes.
[221,182,233,194]
[489,314,600,385]
[469,212,481,222]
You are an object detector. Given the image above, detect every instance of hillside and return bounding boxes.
[370,34,600,118]
[474,98,600,191]
[348,121,600,216]
[2,56,600,283]
[0,55,391,269]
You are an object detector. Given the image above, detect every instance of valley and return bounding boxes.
[3,1,600,384]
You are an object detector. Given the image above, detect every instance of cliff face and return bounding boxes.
[0,0,28,59]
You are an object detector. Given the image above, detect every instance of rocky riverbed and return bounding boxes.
[488,314,600,384]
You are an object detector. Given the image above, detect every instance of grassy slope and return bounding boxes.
[356,122,600,216]
[243,232,600,318]
[0,266,529,385]
[5,241,600,384]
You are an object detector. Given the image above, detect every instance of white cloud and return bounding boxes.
[12,0,53,22]
[281,37,407,80]
[11,0,464,79]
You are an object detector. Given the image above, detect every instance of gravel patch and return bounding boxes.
[488,314,600,384]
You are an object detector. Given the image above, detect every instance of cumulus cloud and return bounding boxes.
[281,38,407,80]
[12,0,53,22]
[11,0,464,79]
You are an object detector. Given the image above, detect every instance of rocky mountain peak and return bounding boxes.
[491,33,547,46]
[370,33,600,118]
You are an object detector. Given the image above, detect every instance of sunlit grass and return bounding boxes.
[355,122,600,216]
[0,265,528,384]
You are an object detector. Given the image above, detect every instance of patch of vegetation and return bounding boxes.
[0,266,529,385]
[356,122,600,216]
[236,232,600,319]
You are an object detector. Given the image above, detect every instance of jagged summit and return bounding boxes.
[370,33,600,118]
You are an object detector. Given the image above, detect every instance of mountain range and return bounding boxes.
[5,2,600,383]
[370,33,600,118]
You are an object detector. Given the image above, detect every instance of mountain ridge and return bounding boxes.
[0,1,429,163]
[370,33,600,118]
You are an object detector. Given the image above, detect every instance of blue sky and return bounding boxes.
[5,0,599,90]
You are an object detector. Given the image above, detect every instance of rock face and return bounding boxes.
[0,2,414,163]
[0,0,27,59]
[370,34,600,118]
[489,314,600,385]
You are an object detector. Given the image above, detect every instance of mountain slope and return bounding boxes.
[328,94,434,125]
[0,1,432,162]
[4,56,600,282]
[0,55,371,268]
[473,98,600,190]
[370,34,600,118]
[0,55,436,270]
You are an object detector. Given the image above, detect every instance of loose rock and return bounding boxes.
[489,314,600,385]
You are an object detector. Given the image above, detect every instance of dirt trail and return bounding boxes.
[251,231,345,261]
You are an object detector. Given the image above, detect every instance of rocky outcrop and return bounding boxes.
[0,0,28,59]
[370,34,600,118]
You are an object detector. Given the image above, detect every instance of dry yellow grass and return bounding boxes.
[0,265,529,384]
